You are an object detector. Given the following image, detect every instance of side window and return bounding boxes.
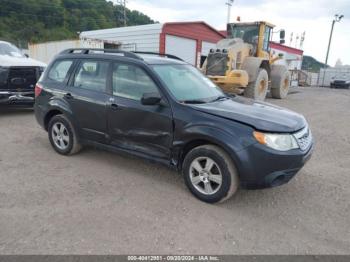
[263,26,271,51]
[48,60,73,83]
[112,63,159,101]
[73,60,109,92]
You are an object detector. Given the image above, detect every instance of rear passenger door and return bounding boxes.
[65,59,111,143]
[107,62,173,160]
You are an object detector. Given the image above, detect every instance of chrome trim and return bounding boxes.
[293,126,313,151]
[0,91,34,95]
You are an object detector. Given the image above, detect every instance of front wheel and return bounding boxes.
[244,68,269,101]
[182,145,239,203]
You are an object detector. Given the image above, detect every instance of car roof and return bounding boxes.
[56,49,187,66]
[139,54,187,65]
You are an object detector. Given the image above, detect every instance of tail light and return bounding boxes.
[35,83,43,97]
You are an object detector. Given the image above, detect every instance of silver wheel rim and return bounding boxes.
[189,157,222,195]
[51,122,70,150]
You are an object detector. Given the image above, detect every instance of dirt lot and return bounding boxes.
[0,87,349,255]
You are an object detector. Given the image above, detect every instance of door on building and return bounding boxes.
[165,35,197,65]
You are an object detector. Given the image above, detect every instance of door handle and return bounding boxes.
[110,103,119,110]
[64,93,73,99]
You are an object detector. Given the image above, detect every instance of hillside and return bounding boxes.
[0,0,155,47]
[302,55,329,72]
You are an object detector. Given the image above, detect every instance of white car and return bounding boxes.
[0,41,46,106]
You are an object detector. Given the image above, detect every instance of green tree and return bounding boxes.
[0,0,155,46]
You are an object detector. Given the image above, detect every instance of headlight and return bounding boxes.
[253,131,299,151]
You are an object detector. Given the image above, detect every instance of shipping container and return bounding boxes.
[28,39,119,64]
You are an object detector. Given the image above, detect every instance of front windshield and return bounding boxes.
[0,42,24,57]
[152,64,224,102]
[227,24,259,45]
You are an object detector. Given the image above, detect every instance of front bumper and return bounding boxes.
[0,91,35,106]
[236,142,314,189]
[208,70,249,92]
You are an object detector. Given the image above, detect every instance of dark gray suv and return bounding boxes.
[34,49,313,203]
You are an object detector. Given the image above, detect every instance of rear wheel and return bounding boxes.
[48,115,82,155]
[244,68,268,101]
[270,65,290,99]
[183,145,239,203]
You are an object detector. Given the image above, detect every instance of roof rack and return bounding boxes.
[132,51,183,61]
[60,48,143,60]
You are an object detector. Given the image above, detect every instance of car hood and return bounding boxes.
[0,55,46,67]
[190,96,307,133]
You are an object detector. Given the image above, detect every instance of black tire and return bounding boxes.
[182,145,239,203]
[270,65,290,99]
[244,69,268,101]
[48,114,82,155]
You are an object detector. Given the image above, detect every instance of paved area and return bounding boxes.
[0,87,349,255]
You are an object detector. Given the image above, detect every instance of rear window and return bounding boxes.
[48,60,73,83]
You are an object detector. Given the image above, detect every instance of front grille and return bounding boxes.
[293,126,313,151]
[5,67,39,91]
[206,53,229,76]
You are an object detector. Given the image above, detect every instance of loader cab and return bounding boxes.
[227,22,274,58]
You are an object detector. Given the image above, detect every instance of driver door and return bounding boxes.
[107,62,173,160]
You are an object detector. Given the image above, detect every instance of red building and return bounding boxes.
[81,22,225,67]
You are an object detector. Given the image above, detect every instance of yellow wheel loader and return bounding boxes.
[202,21,291,101]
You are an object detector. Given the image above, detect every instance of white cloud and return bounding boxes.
[126,0,350,66]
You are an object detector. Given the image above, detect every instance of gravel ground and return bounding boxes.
[0,87,349,255]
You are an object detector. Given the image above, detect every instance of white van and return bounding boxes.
[0,41,46,106]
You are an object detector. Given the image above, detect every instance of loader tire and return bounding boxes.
[244,68,268,101]
[270,65,290,99]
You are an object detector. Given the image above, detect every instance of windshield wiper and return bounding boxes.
[181,99,208,104]
[210,95,230,103]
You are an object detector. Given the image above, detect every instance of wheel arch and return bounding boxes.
[241,57,270,83]
[44,109,63,131]
[176,131,243,178]
[44,99,75,131]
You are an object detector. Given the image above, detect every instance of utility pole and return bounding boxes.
[325,14,343,67]
[226,0,234,24]
[322,14,344,86]
[117,0,127,26]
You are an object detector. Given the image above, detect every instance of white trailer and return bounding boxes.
[28,39,119,64]
[318,67,350,87]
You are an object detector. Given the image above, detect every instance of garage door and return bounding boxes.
[201,41,216,56]
[165,35,196,65]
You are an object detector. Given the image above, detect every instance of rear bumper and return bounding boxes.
[330,82,350,89]
[0,91,35,105]
[236,142,314,189]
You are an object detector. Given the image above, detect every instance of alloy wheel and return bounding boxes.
[51,122,70,150]
[189,157,223,195]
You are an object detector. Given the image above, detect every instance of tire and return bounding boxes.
[48,114,82,155]
[270,65,290,99]
[182,145,239,203]
[244,68,268,101]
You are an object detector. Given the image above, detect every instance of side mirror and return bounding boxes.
[141,92,161,106]
[280,30,286,40]
[280,30,286,44]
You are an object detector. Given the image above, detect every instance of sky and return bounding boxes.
[125,0,350,66]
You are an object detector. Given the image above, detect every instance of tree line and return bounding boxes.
[0,0,155,47]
